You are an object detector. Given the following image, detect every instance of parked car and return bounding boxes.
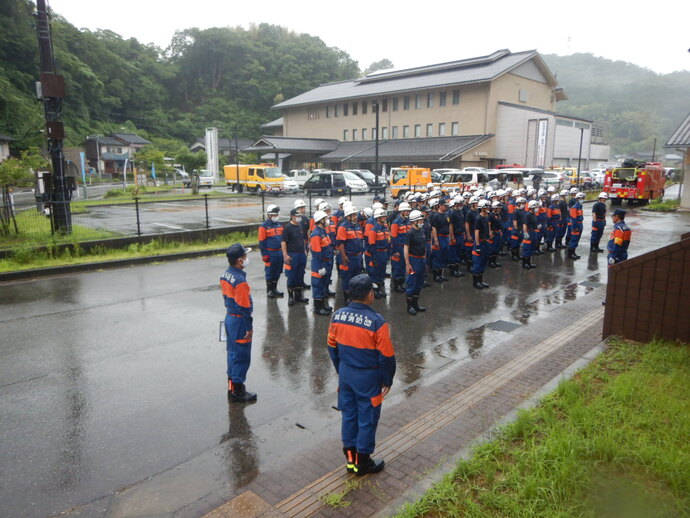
[194,169,215,188]
[284,169,311,189]
[525,170,567,188]
[345,169,386,191]
[303,171,368,196]
[283,178,299,193]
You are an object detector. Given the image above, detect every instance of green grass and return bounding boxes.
[643,199,680,212]
[0,231,258,272]
[396,338,690,518]
[319,479,362,509]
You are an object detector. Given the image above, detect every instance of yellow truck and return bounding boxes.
[223,163,286,193]
[389,166,432,198]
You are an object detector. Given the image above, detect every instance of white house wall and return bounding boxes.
[496,104,555,167]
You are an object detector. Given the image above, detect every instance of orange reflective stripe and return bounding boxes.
[284,264,292,271]
[236,337,251,344]
[337,225,348,240]
[311,271,321,278]
[370,393,383,407]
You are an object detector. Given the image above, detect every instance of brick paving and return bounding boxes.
[203,286,606,518]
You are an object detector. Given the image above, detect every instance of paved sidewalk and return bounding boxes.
[202,285,607,518]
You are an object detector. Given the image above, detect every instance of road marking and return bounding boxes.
[151,223,185,230]
[213,217,244,223]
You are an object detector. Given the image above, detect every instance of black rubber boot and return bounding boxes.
[313,299,331,316]
[466,259,473,272]
[480,273,490,288]
[376,284,386,298]
[272,281,284,297]
[472,274,483,289]
[229,383,257,403]
[326,286,336,297]
[287,289,295,306]
[295,288,309,304]
[406,296,417,315]
[343,447,356,474]
[373,284,383,299]
[439,268,449,281]
[511,248,520,261]
[489,256,502,268]
[267,281,278,298]
[546,243,555,252]
[413,295,426,312]
[555,239,565,249]
[433,269,444,283]
[323,297,333,311]
[568,249,580,260]
[522,257,534,269]
[354,452,385,476]
[301,282,311,290]
[394,278,406,293]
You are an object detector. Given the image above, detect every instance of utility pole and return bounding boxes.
[35,0,71,233]
[373,101,380,188]
[576,127,584,188]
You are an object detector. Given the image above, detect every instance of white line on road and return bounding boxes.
[152,223,186,230]
[213,217,244,223]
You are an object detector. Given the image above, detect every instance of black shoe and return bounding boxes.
[472,274,483,289]
[326,287,336,297]
[313,299,331,316]
[272,281,284,297]
[546,244,555,252]
[480,274,490,288]
[301,282,311,290]
[413,295,426,312]
[344,447,356,474]
[406,296,417,315]
[354,453,385,476]
[394,278,406,293]
[522,257,535,269]
[295,288,309,303]
[229,383,257,403]
[433,269,444,283]
[376,285,386,298]
[288,289,295,306]
[568,249,580,260]
[439,269,449,281]
[511,249,520,261]
[267,282,278,298]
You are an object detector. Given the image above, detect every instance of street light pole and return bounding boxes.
[576,127,584,188]
[372,101,380,189]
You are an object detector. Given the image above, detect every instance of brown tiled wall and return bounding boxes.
[603,234,690,342]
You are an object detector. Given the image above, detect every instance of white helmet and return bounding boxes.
[469,185,478,191]
[294,199,306,208]
[598,192,608,199]
[267,204,280,214]
[528,200,539,209]
[569,187,578,195]
[372,202,383,210]
[560,189,569,196]
[462,191,472,199]
[363,207,373,217]
[477,199,490,209]
[426,182,435,189]
[516,196,527,204]
[526,187,536,196]
[344,204,358,217]
[469,196,479,204]
[409,209,424,222]
[313,210,328,223]
[475,189,485,197]
[318,201,331,211]
[405,191,415,200]
[491,201,502,209]
[537,189,546,197]
[399,202,412,212]
[496,189,506,197]
[576,192,586,199]
[338,196,348,205]
[429,198,439,208]
[551,194,561,201]
[516,188,526,195]
[454,194,464,203]
[448,198,458,207]
[374,208,386,218]
[504,187,513,194]
[547,186,556,193]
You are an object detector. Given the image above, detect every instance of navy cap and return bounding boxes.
[613,208,627,218]
[421,205,431,212]
[290,208,300,216]
[349,274,374,300]
[226,243,251,262]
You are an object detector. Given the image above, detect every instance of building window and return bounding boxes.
[307,107,319,120]
[343,129,349,141]
[352,129,358,140]
[326,106,330,118]
[426,123,433,137]
[519,89,529,103]
[427,93,433,108]
[403,96,410,110]
[352,102,358,116]
[556,118,573,127]
[382,127,388,139]
[439,123,446,136]
[415,94,422,109]
[439,91,447,106]
[372,128,377,139]
[414,124,421,137]
[452,89,460,104]
[403,125,410,138]
[392,126,398,139]
[343,103,349,116]
[382,99,388,112]
[575,122,590,130]
[335,104,340,117]
[362,128,368,140]
[362,101,368,114]
[451,122,458,135]
[392,97,399,111]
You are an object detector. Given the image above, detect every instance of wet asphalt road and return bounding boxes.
[0,205,688,517]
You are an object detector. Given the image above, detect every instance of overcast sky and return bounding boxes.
[52,0,689,75]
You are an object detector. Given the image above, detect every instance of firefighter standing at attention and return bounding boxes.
[327,274,396,476]
[590,192,608,253]
[259,204,284,298]
[607,208,632,265]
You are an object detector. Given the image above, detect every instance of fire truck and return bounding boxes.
[603,160,666,205]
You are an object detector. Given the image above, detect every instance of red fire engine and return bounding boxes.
[603,161,666,206]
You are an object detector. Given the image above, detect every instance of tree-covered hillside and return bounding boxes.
[543,53,690,155]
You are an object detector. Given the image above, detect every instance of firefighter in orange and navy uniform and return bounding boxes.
[309,210,334,316]
[336,204,365,302]
[259,204,284,297]
[567,192,586,260]
[327,274,396,476]
[220,243,256,403]
[367,208,391,299]
[607,208,631,266]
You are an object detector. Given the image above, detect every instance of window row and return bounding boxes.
[324,90,460,119]
[342,122,459,141]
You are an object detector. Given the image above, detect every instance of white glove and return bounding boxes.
[318,268,326,276]
[523,232,529,240]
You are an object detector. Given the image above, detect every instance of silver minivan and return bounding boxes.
[285,169,311,189]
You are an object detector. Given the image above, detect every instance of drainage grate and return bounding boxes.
[486,320,522,333]
[579,281,604,288]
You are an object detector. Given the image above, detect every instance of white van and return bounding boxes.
[285,169,311,189]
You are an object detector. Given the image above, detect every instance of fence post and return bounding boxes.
[308,190,312,214]
[134,197,142,236]
[261,189,265,220]
[204,193,210,229]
